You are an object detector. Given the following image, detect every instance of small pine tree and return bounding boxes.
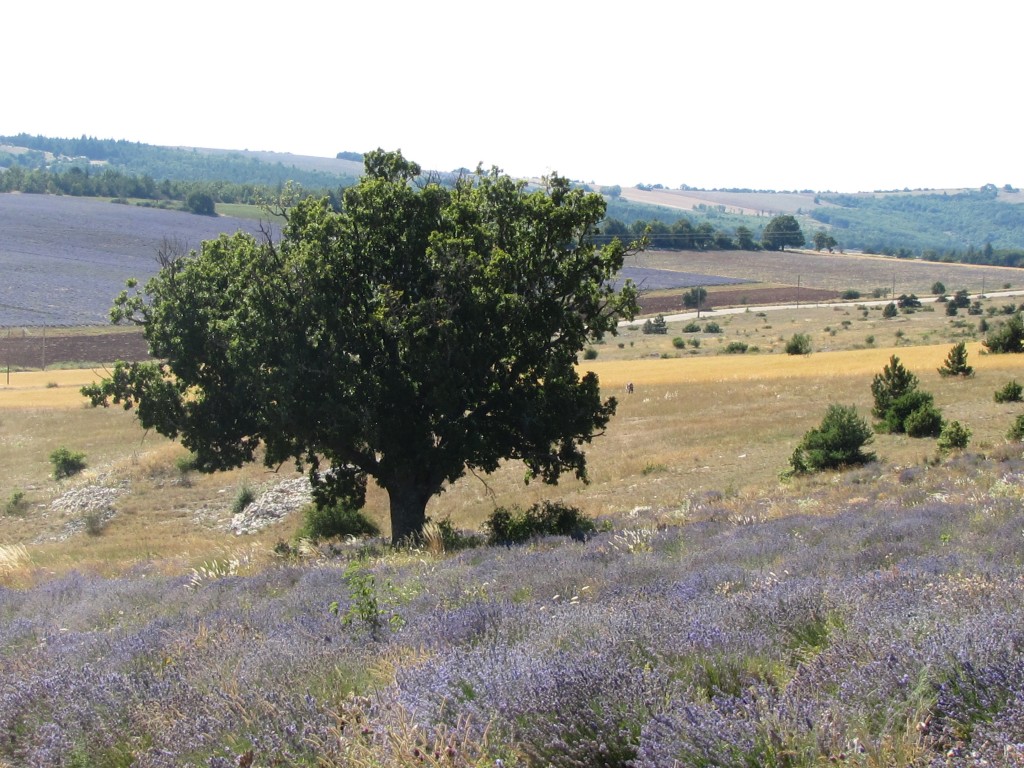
[642,314,668,335]
[789,404,875,474]
[882,302,898,319]
[994,380,1024,403]
[983,314,1024,353]
[871,355,919,420]
[938,341,974,377]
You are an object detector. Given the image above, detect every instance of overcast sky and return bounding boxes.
[3,1,1017,192]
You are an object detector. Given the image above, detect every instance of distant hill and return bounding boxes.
[3,133,1024,260]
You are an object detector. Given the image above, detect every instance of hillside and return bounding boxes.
[4,133,1024,258]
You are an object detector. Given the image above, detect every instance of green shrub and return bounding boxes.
[689,338,701,348]
[937,341,974,377]
[4,490,27,516]
[840,289,861,300]
[671,337,686,349]
[788,404,875,474]
[994,380,1024,403]
[642,315,668,334]
[484,501,595,545]
[932,281,946,295]
[723,341,748,354]
[300,502,380,541]
[703,321,722,333]
[1010,414,1024,442]
[681,321,701,333]
[50,447,87,480]
[231,483,256,515]
[582,348,598,360]
[784,333,812,355]
[938,421,971,454]
[983,314,1024,353]
[904,401,944,438]
[882,302,898,318]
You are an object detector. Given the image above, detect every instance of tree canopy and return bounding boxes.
[83,150,641,542]
[762,214,806,251]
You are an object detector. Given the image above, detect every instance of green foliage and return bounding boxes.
[231,484,256,515]
[937,341,974,377]
[4,490,27,516]
[483,501,596,545]
[82,150,640,543]
[903,400,944,438]
[932,281,946,295]
[762,214,805,251]
[983,313,1024,353]
[1009,414,1024,442]
[681,321,701,333]
[642,314,668,334]
[185,190,215,216]
[882,302,898,318]
[703,321,722,333]
[784,333,812,355]
[49,446,86,480]
[330,562,405,641]
[300,502,380,541]
[671,337,686,349]
[946,301,959,317]
[788,404,875,474]
[871,355,919,421]
[583,348,599,360]
[994,380,1024,403]
[682,286,707,309]
[723,341,749,354]
[937,421,971,454]
[813,230,838,252]
[840,289,861,300]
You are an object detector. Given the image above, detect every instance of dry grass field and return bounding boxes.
[5,284,1024,578]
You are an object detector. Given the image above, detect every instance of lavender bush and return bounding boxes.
[3,451,1024,765]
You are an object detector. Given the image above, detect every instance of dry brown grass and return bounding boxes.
[4,300,1024,577]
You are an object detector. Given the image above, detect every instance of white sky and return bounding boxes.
[3,1,1018,192]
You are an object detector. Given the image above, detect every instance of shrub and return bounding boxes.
[681,321,701,333]
[883,390,941,436]
[788,404,875,474]
[231,483,256,515]
[840,289,861,300]
[723,341,748,354]
[904,400,944,438]
[300,502,380,541]
[938,421,971,454]
[994,380,1023,403]
[484,501,595,545]
[703,321,722,333]
[946,301,959,317]
[882,302,898,318]
[671,337,686,349]
[784,333,812,355]
[937,341,974,377]
[932,281,946,295]
[1009,414,1024,442]
[583,348,598,360]
[50,446,87,480]
[983,314,1024,353]
[688,338,701,348]
[871,355,919,421]
[4,490,27,516]
[642,315,668,334]
[83,511,106,536]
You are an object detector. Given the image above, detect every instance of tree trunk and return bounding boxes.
[386,479,431,544]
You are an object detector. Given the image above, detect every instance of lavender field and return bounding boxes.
[0,194,265,326]
[4,450,1024,766]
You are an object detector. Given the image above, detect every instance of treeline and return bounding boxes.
[597,216,759,250]
[0,134,357,189]
[0,163,345,210]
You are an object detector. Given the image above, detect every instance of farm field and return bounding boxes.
[0,193,265,326]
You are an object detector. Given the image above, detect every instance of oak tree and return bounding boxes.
[83,150,641,542]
